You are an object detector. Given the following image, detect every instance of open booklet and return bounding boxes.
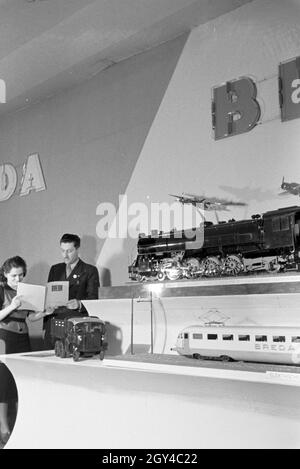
[17,281,69,311]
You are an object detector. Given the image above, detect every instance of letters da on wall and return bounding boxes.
[0,153,46,202]
[212,55,300,140]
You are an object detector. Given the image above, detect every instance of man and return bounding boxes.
[43,233,100,349]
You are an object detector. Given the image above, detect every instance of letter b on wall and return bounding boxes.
[212,77,261,140]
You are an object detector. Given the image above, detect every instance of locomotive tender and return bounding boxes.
[129,206,300,281]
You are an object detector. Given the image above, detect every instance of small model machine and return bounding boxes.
[172,323,300,365]
[51,316,107,362]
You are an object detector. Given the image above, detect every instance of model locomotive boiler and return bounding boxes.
[129,205,300,281]
[172,324,300,365]
[51,316,107,362]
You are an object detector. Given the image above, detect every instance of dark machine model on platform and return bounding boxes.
[51,316,107,361]
[129,206,300,281]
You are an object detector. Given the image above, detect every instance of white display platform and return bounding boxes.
[85,274,300,356]
[2,351,300,449]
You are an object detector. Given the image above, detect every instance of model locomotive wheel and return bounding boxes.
[137,274,146,282]
[99,350,105,361]
[73,348,80,362]
[223,255,244,276]
[203,256,222,276]
[157,271,166,281]
[220,355,233,362]
[166,267,181,281]
[186,258,201,277]
[54,340,60,357]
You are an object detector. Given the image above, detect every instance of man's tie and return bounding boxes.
[66,265,72,278]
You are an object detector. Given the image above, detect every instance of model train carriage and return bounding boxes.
[51,316,107,362]
[129,206,300,280]
[172,325,300,365]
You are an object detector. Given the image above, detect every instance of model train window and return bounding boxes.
[192,333,203,340]
[291,336,300,343]
[238,334,250,341]
[255,335,267,342]
[207,334,218,340]
[184,333,189,339]
[272,216,289,232]
[273,336,286,342]
[272,218,281,232]
[237,233,253,243]
[280,216,289,231]
[222,334,234,341]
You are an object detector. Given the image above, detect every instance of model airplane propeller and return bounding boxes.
[169,192,247,211]
[279,177,300,196]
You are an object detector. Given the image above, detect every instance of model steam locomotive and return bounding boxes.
[128,206,300,281]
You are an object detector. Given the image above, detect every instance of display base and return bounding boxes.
[2,351,300,448]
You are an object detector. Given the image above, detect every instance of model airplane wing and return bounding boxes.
[278,191,291,196]
[169,193,206,204]
[183,193,206,203]
[222,200,247,206]
[170,193,247,210]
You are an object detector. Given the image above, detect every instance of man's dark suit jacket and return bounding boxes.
[43,259,100,348]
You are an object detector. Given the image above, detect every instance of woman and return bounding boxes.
[0,255,49,445]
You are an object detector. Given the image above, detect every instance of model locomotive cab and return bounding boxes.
[129,206,300,281]
[51,316,107,362]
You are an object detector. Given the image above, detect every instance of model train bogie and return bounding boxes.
[129,206,300,281]
[51,316,107,362]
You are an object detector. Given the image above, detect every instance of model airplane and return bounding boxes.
[169,192,247,211]
[279,177,300,196]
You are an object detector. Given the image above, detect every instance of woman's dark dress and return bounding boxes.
[0,284,30,402]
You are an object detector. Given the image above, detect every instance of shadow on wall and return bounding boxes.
[26,262,50,285]
[81,235,111,287]
[105,322,123,355]
[125,344,150,354]
[100,267,111,287]
[25,262,50,352]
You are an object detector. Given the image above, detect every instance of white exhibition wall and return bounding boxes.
[100,0,300,285]
[0,35,187,287]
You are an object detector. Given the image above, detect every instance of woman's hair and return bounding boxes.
[0,256,27,283]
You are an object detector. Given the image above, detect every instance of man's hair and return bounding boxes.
[60,233,81,249]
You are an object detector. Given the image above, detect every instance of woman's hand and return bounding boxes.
[11,295,22,310]
[28,307,55,322]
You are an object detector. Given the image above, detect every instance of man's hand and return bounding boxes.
[66,299,81,310]
[44,306,55,316]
